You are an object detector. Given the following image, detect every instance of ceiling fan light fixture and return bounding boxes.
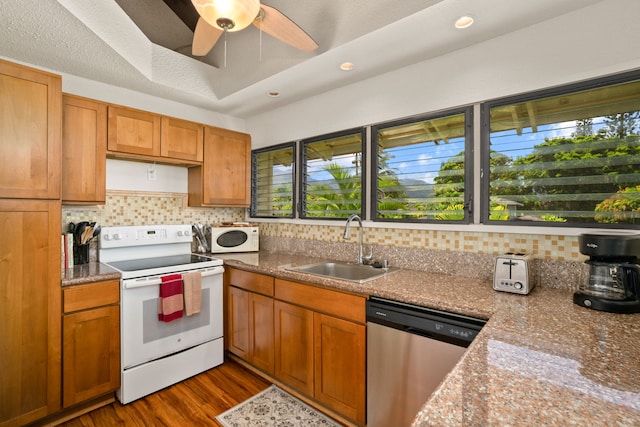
[192,0,260,32]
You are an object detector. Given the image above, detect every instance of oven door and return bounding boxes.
[120,265,224,370]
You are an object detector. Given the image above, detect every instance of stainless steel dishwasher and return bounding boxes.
[367,297,486,427]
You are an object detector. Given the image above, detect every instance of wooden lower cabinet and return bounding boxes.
[227,286,275,375]
[314,313,366,423]
[226,268,367,425]
[274,301,314,396]
[62,280,120,408]
[273,301,366,424]
[0,199,61,427]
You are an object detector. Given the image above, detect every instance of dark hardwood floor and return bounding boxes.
[60,357,271,426]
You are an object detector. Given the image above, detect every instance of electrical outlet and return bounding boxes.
[147,166,157,181]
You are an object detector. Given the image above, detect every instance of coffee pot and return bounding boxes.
[574,233,640,314]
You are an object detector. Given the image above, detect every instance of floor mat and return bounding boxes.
[216,384,342,426]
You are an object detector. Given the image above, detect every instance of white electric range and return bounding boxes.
[99,224,224,404]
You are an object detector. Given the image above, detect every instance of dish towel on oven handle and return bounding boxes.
[182,271,202,316]
[158,273,184,322]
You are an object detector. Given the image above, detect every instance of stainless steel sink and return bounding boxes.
[285,261,397,283]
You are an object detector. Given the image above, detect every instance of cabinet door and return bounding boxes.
[107,105,161,157]
[62,95,107,204]
[274,301,314,396]
[227,286,251,359]
[0,199,61,425]
[249,292,274,375]
[189,126,250,207]
[314,313,366,424]
[63,304,120,407]
[161,116,204,162]
[0,60,61,199]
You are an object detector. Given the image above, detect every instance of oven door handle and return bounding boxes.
[122,266,225,289]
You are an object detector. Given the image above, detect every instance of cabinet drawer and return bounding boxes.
[228,268,274,296]
[63,280,120,313]
[275,279,365,323]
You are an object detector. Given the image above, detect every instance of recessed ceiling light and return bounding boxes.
[267,91,280,98]
[455,15,474,29]
[340,62,355,71]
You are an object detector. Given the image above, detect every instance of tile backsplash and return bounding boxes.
[62,190,587,289]
[62,190,246,232]
[258,223,583,261]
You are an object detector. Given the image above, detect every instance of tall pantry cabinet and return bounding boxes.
[0,59,62,426]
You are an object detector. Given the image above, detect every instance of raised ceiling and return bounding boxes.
[0,0,602,118]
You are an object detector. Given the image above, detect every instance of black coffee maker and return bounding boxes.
[574,233,640,314]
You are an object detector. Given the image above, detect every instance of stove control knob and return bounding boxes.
[103,234,111,241]
[178,230,191,237]
[113,233,122,240]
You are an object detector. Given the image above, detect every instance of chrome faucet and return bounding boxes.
[343,214,371,264]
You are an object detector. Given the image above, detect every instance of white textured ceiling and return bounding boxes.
[0,0,603,118]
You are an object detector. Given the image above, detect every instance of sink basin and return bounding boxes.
[285,261,397,283]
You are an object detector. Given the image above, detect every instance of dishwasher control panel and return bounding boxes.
[366,297,486,347]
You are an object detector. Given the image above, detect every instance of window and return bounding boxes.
[372,109,472,222]
[300,129,365,219]
[483,73,640,226]
[251,143,295,218]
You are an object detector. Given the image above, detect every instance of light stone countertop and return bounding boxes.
[216,251,640,427]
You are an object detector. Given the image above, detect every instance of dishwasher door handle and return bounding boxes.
[403,326,436,339]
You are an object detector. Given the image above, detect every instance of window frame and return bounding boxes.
[370,107,474,224]
[298,128,367,220]
[250,142,296,219]
[480,69,640,229]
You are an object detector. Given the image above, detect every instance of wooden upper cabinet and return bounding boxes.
[0,59,61,199]
[188,126,251,207]
[161,116,203,162]
[107,105,161,157]
[62,95,107,204]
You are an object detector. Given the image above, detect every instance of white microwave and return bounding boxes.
[207,226,259,253]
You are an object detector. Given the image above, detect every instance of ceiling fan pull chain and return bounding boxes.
[223,29,228,68]
[259,20,263,62]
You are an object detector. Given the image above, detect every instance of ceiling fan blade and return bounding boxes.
[192,17,223,56]
[252,5,318,52]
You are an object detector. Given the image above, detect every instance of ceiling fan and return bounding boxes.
[190,0,318,56]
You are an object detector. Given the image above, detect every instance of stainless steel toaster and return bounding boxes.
[493,253,537,295]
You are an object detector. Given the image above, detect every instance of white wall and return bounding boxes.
[246,0,640,148]
[106,159,187,193]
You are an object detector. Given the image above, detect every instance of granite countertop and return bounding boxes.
[61,262,121,286]
[216,251,640,427]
